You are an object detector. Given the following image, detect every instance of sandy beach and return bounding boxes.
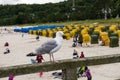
[0,30,120,80]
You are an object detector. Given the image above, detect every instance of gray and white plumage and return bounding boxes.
[27,31,64,61]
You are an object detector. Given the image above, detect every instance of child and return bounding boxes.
[4,42,9,47]
[39,72,43,77]
[80,51,85,58]
[36,54,45,63]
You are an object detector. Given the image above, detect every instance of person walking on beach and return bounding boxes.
[85,66,92,80]
[36,54,45,63]
[22,33,24,37]
[72,34,78,47]
[78,34,83,47]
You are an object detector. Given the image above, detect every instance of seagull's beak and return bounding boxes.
[26,52,37,56]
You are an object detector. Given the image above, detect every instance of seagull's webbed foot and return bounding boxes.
[26,52,37,56]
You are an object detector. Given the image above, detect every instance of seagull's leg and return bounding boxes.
[51,53,55,61]
[49,54,52,61]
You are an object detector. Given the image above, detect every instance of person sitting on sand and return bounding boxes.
[36,54,45,63]
[4,48,10,54]
[80,51,85,58]
[99,40,105,46]
[36,35,39,41]
[4,42,9,47]
[99,37,105,46]
[73,49,78,59]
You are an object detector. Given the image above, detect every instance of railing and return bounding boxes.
[0,54,120,80]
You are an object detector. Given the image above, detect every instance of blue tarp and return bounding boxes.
[14,25,64,33]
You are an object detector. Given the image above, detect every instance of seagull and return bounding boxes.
[26,31,64,61]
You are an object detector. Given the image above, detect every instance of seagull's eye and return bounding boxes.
[62,35,66,39]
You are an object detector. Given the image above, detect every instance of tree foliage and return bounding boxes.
[0,0,119,26]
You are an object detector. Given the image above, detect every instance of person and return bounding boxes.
[4,42,9,47]
[85,66,92,80]
[80,51,85,58]
[99,39,105,46]
[72,34,78,47]
[22,33,24,37]
[36,54,45,63]
[77,66,86,77]
[36,35,39,41]
[5,28,7,31]
[77,34,83,47]
[8,75,15,80]
[77,52,85,77]
[73,34,78,42]
[99,36,105,46]
[73,49,78,59]
[39,72,43,77]
[4,48,10,54]
[72,49,81,77]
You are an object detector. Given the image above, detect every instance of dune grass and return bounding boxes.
[29,18,120,26]
[1,18,120,27]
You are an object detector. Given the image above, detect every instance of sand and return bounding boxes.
[0,30,120,80]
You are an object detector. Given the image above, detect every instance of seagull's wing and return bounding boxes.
[35,39,58,54]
